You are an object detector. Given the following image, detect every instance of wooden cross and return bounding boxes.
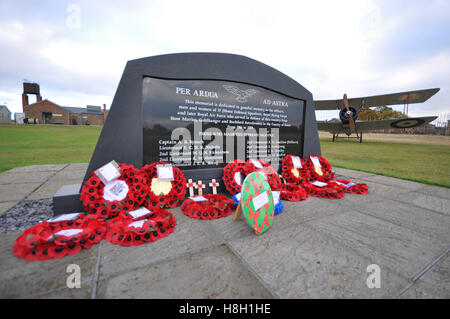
[186,179,195,197]
[209,179,219,194]
[195,180,205,196]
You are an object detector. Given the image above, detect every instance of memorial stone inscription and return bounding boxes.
[143,78,305,171]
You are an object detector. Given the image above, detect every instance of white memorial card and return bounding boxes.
[128,220,147,228]
[129,207,151,220]
[190,196,208,202]
[335,181,356,188]
[156,164,174,181]
[103,180,129,201]
[234,172,244,186]
[48,213,80,223]
[95,160,121,184]
[292,156,303,168]
[272,191,280,200]
[310,156,322,168]
[250,159,263,169]
[235,193,242,201]
[312,181,328,188]
[50,229,83,239]
[252,191,269,211]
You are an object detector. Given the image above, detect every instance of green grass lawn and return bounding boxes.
[1,124,449,188]
[0,124,101,173]
[321,139,450,188]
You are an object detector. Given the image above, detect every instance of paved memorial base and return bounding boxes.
[0,164,448,298]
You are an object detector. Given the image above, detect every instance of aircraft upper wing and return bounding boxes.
[314,88,440,110]
[317,116,437,132]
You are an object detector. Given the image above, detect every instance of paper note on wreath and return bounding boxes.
[250,159,264,169]
[50,229,83,240]
[310,156,323,176]
[48,213,80,223]
[95,160,121,184]
[156,164,174,181]
[129,207,151,219]
[292,156,303,168]
[190,196,208,202]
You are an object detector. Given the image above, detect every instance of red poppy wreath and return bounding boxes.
[279,183,309,201]
[80,163,147,219]
[13,214,106,262]
[222,159,246,195]
[142,162,187,210]
[303,181,346,199]
[334,179,369,195]
[105,208,176,246]
[281,155,311,185]
[304,155,335,182]
[243,159,283,191]
[181,194,235,220]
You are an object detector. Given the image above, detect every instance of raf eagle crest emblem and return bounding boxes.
[222,85,258,103]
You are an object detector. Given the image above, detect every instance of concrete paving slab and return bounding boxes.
[333,167,376,179]
[281,197,350,223]
[98,208,223,279]
[48,169,86,182]
[341,181,410,204]
[393,191,450,216]
[354,199,450,243]
[64,163,88,171]
[5,164,67,173]
[0,171,56,185]
[0,201,18,217]
[207,206,296,242]
[0,232,98,298]
[413,252,449,298]
[96,245,273,299]
[26,179,82,200]
[228,223,410,298]
[398,282,443,299]
[32,282,93,299]
[360,175,429,191]
[0,183,41,202]
[305,210,448,280]
[415,184,450,200]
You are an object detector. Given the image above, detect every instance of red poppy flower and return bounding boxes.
[142,162,186,210]
[243,159,283,191]
[105,208,176,246]
[222,160,246,195]
[279,183,309,201]
[333,179,369,195]
[181,194,234,220]
[80,162,147,219]
[304,155,335,182]
[12,214,106,262]
[303,181,346,199]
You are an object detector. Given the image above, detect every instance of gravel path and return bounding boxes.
[0,199,53,234]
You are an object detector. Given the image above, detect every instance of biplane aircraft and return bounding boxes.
[315,88,440,142]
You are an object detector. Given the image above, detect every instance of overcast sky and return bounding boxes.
[1,0,449,122]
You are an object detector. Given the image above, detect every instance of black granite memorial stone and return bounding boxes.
[53,53,321,215]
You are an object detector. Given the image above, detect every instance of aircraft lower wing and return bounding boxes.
[317,116,438,132]
[314,88,440,110]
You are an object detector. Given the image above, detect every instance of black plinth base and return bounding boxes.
[53,184,84,216]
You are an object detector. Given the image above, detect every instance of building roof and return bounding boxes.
[24,99,104,115]
[61,106,103,115]
[0,105,12,114]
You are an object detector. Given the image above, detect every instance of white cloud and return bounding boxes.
[0,0,449,122]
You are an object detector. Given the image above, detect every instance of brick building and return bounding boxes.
[23,99,107,125]
[21,82,108,125]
